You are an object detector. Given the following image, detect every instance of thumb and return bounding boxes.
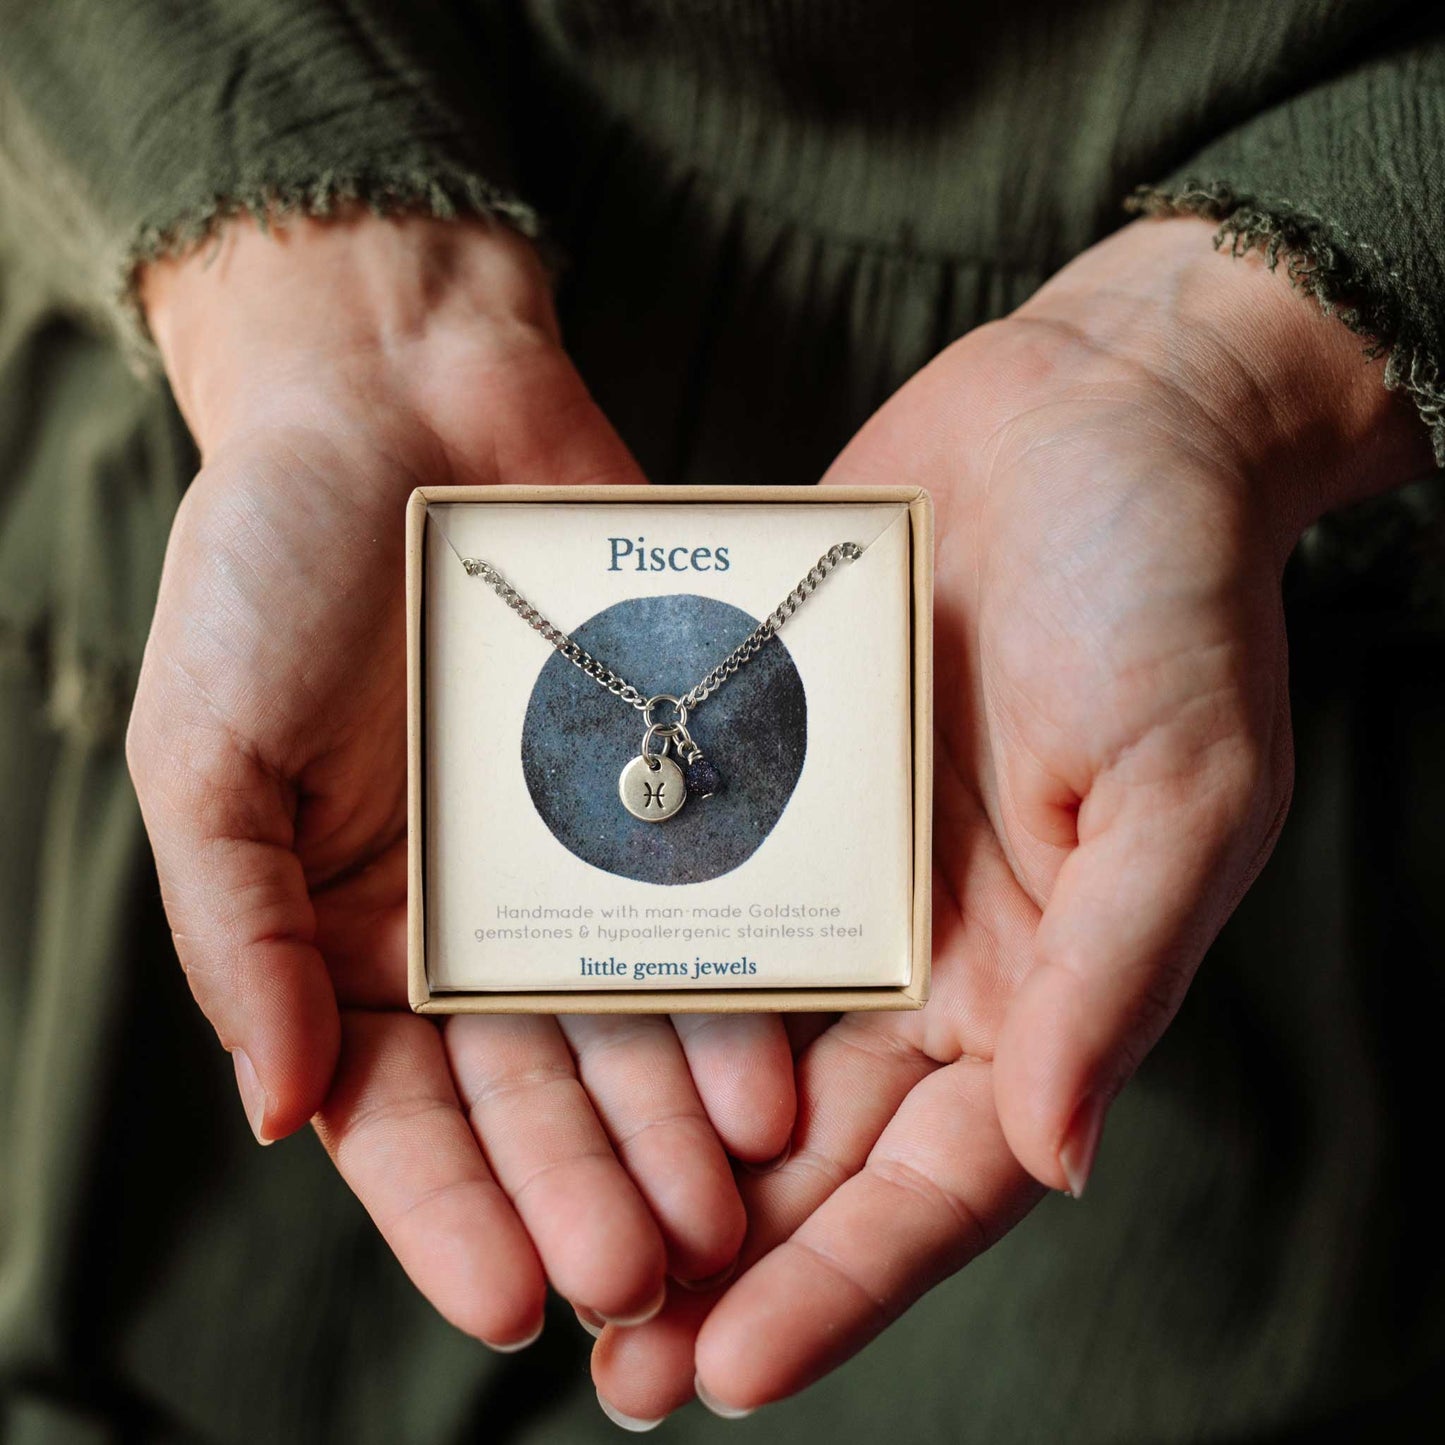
[992,733,1289,1197]
[126,705,340,1144]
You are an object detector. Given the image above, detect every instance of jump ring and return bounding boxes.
[641,724,671,767]
[643,693,689,736]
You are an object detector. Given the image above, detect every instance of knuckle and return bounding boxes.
[1033,927,1094,987]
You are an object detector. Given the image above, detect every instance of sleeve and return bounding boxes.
[0,0,539,352]
[1126,22,1445,469]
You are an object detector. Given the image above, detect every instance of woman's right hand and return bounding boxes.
[126,212,796,1346]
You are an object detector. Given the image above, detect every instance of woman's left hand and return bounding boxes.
[589,215,1433,1422]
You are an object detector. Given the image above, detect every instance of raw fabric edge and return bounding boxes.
[1127,181,1445,469]
[116,164,548,369]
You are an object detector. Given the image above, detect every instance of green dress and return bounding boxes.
[3,3,1444,1440]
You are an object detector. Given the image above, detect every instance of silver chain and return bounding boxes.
[461,541,863,712]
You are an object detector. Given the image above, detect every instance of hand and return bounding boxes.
[126,212,795,1348]
[591,216,1433,1419]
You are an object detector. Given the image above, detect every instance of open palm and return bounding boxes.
[591,216,1426,1421]
[126,217,795,1350]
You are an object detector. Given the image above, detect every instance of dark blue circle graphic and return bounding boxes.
[521,595,807,884]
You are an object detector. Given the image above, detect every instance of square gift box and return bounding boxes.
[407,485,932,1013]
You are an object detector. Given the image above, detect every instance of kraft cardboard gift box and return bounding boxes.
[406,484,933,1014]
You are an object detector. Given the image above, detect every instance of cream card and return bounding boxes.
[422,498,914,991]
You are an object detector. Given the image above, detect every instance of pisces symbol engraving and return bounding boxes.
[619,753,686,822]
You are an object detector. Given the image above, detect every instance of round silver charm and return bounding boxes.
[619,753,686,823]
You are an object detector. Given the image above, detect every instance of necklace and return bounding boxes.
[461,541,862,822]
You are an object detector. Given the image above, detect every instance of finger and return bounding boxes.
[993,731,1287,1197]
[445,1014,669,1323]
[694,1061,1038,1412]
[126,709,339,1141]
[560,1015,746,1283]
[592,1289,716,1426]
[670,1014,797,1163]
[594,753,1046,1417]
[312,1011,546,1348]
[591,1014,935,1422]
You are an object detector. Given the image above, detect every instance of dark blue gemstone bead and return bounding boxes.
[684,756,723,799]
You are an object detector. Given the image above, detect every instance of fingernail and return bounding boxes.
[600,1283,666,1327]
[575,1305,605,1339]
[1060,1092,1107,1199]
[695,1375,755,1420]
[740,1138,792,1175]
[231,1049,273,1146]
[596,1390,665,1432]
[486,1318,544,1354]
[674,1259,738,1292]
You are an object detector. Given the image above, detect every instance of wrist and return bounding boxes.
[141,209,558,456]
[1015,217,1433,552]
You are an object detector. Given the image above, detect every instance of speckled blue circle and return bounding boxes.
[521,595,807,884]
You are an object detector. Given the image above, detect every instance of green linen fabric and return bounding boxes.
[1131,24,1445,465]
[0,1,537,349]
[2,2,1444,1441]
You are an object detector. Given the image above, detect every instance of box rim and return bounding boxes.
[407,483,932,1012]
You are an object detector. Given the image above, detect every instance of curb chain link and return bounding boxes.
[461,541,863,713]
